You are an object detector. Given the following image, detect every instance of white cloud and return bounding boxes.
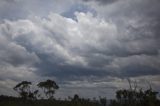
[0,12,118,67]
[1,11,160,76]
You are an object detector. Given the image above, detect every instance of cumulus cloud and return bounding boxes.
[1,11,160,80]
[0,12,118,67]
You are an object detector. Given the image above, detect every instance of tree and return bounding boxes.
[115,79,160,106]
[13,81,39,100]
[72,94,80,101]
[13,81,32,100]
[37,79,59,99]
[99,97,107,106]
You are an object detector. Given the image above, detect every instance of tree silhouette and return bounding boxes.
[115,80,159,106]
[13,81,32,100]
[13,81,39,100]
[72,94,79,101]
[37,79,59,99]
[99,97,107,106]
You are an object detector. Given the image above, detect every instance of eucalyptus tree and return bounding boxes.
[13,81,40,100]
[37,79,59,99]
[13,81,32,99]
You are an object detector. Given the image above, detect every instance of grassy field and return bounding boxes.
[0,95,99,106]
[0,93,160,106]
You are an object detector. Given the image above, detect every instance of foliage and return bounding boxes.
[99,97,107,106]
[0,95,99,106]
[112,80,160,106]
[13,81,40,100]
[37,79,59,99]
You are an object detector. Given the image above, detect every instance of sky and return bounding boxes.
[0,0,160,99]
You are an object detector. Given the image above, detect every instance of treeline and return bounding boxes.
[13,80,59,100]
[0,79,160,106]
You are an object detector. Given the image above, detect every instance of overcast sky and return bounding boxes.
[0,0,160,99]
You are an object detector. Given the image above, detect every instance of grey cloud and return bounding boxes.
[0,41,39,67]
[1,11,160,80]
[107,54,160,78]
[0,0,75,20]
[55,76,125,98]
[0,79,17,96]
[84,0,160,65]
[55,86,117,98]
[0,20,40,84]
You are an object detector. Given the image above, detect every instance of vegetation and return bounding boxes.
[13,81,40,100]
[0,79,160,106]
[37,79,59,99]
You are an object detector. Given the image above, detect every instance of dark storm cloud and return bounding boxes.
[0,8,160,80]
[36,61,115,80]
[121,66,160,77]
